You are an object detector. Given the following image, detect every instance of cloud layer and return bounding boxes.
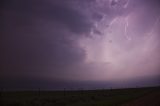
[1,0,160,89]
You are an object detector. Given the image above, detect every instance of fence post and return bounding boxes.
[38,88,41,97]
[0,88,3,106]
[81,88,84,95]
[64,88,66,97]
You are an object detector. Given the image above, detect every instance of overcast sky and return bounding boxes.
[1,0,160,90]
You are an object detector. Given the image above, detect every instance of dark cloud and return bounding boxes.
[1,0,92,78]
[3,0,92,33]
[1,0,160,89]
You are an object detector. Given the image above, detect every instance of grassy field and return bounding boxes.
[0,87,159,106]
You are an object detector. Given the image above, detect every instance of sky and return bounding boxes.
[1,0,160,90]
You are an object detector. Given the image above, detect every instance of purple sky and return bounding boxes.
[1,0,160,90]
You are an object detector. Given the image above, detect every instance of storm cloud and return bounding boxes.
[1,0,160,89]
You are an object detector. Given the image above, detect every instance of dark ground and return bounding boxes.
[122,88,160,106]
[0,86,159,106]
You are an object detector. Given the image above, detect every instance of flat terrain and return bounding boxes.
[122,89,160,106]
[0,87,159,106]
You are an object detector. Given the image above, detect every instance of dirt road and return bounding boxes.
[122,91,160,106]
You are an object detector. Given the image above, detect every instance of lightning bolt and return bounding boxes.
[123,0,130,8]
[124,16,131,40]
[110,17,118,26]
[148,15,160,38]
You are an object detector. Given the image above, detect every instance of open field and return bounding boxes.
[0,86,160,106]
